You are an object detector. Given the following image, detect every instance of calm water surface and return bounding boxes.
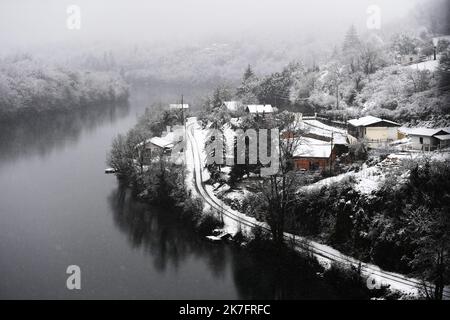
[0,85,348,299]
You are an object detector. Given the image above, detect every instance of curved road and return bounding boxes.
[185,120,449,299]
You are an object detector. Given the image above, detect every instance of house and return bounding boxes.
[404,128,450,151]
[291,137,336,171]
[397,53,421,65]
[432,35,450,44]
[169,103,189,110]
[223,101,242,112]
[432,35,450,56]
[245,104,274,116]
[136,126,184,163]
[348,116,400,146]
[436,134,450,149]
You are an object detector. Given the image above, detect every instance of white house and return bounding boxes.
[245,104,274,115]
[403,128,450,151]
[348,116,400,147]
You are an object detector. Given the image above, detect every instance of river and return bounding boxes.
[0,85,361,299]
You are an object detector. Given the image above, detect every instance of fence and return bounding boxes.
[302,113,348,129]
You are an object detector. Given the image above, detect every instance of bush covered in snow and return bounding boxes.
[289,159,450,287]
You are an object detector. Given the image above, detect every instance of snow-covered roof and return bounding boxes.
[302,120,348,145]
[348,116,400,127]
[408,59,439,72]
[246,104,273,114]
[149,136,174,148]
[223,101,240,112]
[169,103,189,109]
[435,134,450,141]
[137,130,183,149]
[293,137,333,159]
[406,128,449,137]
[432,35,450,45]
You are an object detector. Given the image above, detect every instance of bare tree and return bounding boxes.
[326,62,345,109]
[254,112,306,245]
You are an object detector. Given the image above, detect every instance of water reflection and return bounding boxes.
[0,102,130,167]
[0,82,370,299]
[230,248,332,299]
[107,186,368,299]
[108,186,228,276]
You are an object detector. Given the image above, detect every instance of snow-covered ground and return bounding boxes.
[408,59,439,72]
[301,150,449,195]
[303,119,347,135]
[299,163,382,195]
[387,150,450,162]
[185,118,450,299]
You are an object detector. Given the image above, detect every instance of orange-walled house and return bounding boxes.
[292,137,336,171]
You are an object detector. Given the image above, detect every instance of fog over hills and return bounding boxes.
[0,0,448,85]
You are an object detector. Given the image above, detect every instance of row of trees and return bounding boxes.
[107,107,186,181]
[107,107,225,236]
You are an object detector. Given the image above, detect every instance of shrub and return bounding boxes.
[196,211,224,236]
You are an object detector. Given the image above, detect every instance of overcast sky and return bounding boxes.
[0,0,421,49]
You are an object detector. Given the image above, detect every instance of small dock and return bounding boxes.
[104,168,116,174]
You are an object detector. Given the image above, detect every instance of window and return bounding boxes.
[419,137,423,144]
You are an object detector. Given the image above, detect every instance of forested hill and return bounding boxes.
[0,55,129,119]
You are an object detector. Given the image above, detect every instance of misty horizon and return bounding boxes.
[1,0,423,50]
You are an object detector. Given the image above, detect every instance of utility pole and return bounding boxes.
[336,84,339,109]
[329,131,334,173]
[181,94,184,125]
[181,94,187,167]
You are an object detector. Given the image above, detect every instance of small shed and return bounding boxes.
[436,134,450,149]
[406,128,450,151]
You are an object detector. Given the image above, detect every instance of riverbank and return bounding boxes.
[0,84,257,299]
[107,110,400,300]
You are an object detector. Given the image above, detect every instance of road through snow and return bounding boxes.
[185,119,449,299]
